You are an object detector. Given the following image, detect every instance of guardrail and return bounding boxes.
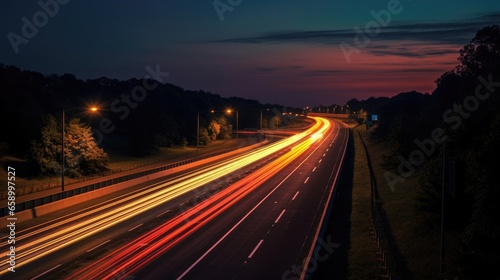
[0,137,266,217]
[1,150,197,199]
[357,130,405,280]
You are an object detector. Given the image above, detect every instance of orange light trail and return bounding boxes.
[67,117,332,280]
[0,117,330,277]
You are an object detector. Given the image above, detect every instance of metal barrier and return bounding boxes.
[1,138,265,217]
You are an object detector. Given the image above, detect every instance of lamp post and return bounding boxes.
[226,109,238,139]
[260,110,262,130]
[197,109,232,152]
[61,106,98,192]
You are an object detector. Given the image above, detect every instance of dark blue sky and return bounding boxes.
[1,1,499,107]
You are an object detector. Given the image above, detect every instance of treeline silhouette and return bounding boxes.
[347,25,500,278]
[0,65,299,159]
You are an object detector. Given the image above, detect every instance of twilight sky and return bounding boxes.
[1,0,499,107]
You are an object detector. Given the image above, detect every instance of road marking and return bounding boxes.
[300,121,349,280]
[176,126,333,280]
[248,239,264,259]
[326,149,329,152]
[275,209,286,223]
[128,223,143,232]
[323,153,326,157]
[31,264,62,280]
[157,209,172,217]
[318,159,322,164]
[86,239,111,252]
[312,167,317,172]
[292,191,299,201]
[304,177,309,184]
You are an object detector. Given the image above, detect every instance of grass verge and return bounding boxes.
[347,125,379,279]
[357,125,442,279]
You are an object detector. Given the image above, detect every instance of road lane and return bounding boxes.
[131,118,348,280]
[0,119,325,279]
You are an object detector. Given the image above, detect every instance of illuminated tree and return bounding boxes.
[30,115,109,177]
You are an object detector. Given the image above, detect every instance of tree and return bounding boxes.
[270,115,282,129]
[208,120,221,141]
[30,115,109,177]
[198,127,211,145]
[29,115,61,175]
[213,115,231,139]
[64,118,109,176]
[456,25,500,77]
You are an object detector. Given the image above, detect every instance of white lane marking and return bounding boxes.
[86,239,111,252]
[323,153,326,157]
[300,120,349,280]
[292,191,299,201]
[248,239,264,259]
[157,209,172,217]
[176,123,333,280]
[318,159,322,164]
[31,264,62,280]
[275,209,286,224]
[312,167,317,172]
[128,223,143,232]
[326,149,329,152]
[304,177,309,184]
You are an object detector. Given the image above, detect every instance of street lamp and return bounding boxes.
[197,109,233,152]
[226,109,238,139]
[61,106,99,192]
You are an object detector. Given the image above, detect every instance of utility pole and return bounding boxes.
[260,110,262,130]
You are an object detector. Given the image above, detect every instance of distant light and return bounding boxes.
[90,107,98,112]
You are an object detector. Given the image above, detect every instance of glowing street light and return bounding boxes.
[61,106,99,193]
[197,109,235,153]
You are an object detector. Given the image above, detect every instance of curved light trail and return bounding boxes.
[67,117,332,280]
[0,117,328,276]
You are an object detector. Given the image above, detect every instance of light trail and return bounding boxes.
[67,117,332,280]
[0,117,328,276]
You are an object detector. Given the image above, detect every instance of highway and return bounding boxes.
[0,117,347,279]
[65,117,348,280]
